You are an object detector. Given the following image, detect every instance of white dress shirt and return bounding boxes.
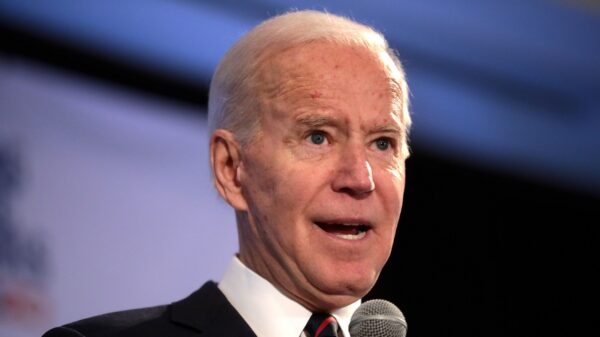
[218,256,361,337]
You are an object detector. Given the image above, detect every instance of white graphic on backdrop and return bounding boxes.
[0,59,237,337]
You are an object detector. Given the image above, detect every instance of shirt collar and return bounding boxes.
[218,256,360,337]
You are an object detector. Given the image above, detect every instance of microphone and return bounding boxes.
[349,299,407,337]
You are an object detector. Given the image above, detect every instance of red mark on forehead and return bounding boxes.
[310,90,322,99]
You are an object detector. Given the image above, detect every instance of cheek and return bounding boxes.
[377,169,405,217]
[243,154,302,220]
[387,156,406,178]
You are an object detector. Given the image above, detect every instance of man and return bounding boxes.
[43,9,411,337]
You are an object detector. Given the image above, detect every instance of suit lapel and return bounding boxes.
[170,281,257,337]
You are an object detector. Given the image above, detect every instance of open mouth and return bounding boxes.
[315,222,370,240]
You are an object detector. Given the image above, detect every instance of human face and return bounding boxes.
[236,42,407,311]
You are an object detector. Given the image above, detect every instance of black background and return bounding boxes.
[367,147,599,337]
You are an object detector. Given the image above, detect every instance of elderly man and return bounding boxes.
[43,9,411,337]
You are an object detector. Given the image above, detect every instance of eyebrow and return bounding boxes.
[294,114,405,136]
[295,114,343,129]
[370,123,403,135]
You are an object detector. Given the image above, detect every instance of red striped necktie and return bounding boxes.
[304,313,339,337]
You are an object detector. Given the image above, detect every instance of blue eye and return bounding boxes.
[309,132,326,145]
[375,138,391,150]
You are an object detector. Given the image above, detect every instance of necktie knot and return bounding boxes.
[305,313,339,337]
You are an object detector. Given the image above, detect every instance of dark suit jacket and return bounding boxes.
[42,281,257,337]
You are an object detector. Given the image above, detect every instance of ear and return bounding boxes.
[210,129,248,211]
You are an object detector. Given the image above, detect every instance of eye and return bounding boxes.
[308,131,327,145]
[374,138,391,151]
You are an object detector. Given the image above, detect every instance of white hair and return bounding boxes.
[208,10,411,155]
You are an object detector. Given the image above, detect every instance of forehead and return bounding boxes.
[256,42,404,126]
[260,42,397,86]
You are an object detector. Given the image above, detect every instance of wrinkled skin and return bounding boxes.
[211,42,408,311]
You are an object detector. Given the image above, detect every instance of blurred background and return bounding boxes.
[1,1,598,337]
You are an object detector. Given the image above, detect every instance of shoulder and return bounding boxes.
[41,281,229,337]
[42,304,169,337]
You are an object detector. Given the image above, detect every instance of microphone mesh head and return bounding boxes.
[349,299,407,337]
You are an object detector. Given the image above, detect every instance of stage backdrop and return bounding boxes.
[0,58,237,337]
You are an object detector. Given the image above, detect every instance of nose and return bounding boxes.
[331,143,375,197]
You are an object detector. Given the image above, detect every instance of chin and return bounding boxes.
[311,284,370,312]
[320,269,379,299]
[298,270,380,312]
